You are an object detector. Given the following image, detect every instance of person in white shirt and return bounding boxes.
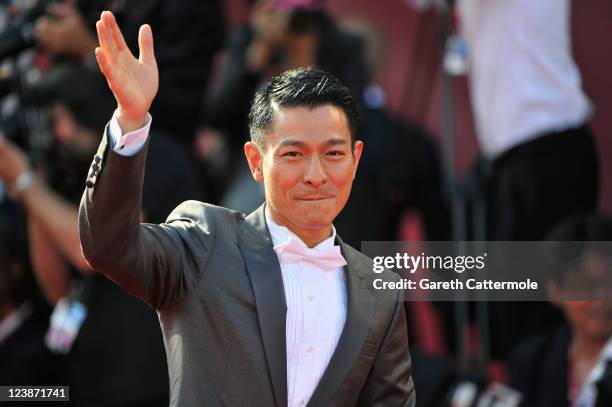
[410,0,600,359]
[411,0,598,239]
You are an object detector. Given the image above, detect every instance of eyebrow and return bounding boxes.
[277,138,348,148]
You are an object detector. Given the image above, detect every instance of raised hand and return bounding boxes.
[95,11,158,133]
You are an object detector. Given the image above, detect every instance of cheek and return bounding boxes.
[329,164,356,196]
[264,165,302,199]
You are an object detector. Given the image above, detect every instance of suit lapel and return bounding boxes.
[238,204,288,407]
[307,236,374,406]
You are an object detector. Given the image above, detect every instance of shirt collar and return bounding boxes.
[264,205,337,250]
[576,335,612,404]
[600,336,612,362]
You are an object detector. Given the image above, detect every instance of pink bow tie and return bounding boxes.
[273,238,347,270]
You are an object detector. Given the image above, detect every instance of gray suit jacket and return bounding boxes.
[78,129,416,407]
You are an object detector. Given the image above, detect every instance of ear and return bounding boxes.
[351,140,364,179]
[244,142,264,183]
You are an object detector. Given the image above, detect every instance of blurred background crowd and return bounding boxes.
[0,0,611,406]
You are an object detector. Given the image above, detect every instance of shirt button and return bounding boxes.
[306,345,315,353]
[306,293,315,301]
[299,400,305,406]
[119,144,125,150]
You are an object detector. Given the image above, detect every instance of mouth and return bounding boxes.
[295,196,334,201]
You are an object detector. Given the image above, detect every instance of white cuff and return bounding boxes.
[108,111,152,156]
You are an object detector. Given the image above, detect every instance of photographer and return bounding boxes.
[0,63,202,406]
[13,0,225,145]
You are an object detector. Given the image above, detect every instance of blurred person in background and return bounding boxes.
[0,205,59,388]
[509,214,612,407]
[331,19,450,247]
[448,0,599,241]
[410,0,599,359]
[0,63,202,406]
[32,0,225,146]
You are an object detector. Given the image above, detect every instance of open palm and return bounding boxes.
[95,11,158,130]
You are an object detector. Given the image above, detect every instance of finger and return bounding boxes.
[98,12,119,57]
[95,47,113,80]
[96,19,111,56]
[104,10,129,52]
[138,24,155,65]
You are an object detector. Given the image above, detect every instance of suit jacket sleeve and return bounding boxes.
[78,127,214,310]
[357,285,416,406]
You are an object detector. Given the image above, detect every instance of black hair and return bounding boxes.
[547,214,612,242]
[248,67,359,150]
[544,213,612,284]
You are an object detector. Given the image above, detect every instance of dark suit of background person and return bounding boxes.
[508,325,612,407]
[78,121,416,405]
[508,326,572,407]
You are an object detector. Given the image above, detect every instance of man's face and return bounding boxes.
[245,104,363,244]
[559,300,612,342]
[552,254,612,341]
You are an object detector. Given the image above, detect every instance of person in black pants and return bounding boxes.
[484,125,599,357]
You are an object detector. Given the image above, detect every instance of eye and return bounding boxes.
[327,150,346,157]
[282,151,302,157]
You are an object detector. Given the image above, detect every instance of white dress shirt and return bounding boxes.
[107,114,347,407]
[410,0,592,159]
[266,208,346,407]
[108,111,151,156]
[575,336,612,407]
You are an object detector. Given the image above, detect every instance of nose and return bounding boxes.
[303,155,327,187]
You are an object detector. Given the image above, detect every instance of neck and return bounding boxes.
[267,207,333,248]
[295,228,333,248]
[572,332,609,362]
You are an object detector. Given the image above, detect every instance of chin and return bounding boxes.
[303,211,338,228]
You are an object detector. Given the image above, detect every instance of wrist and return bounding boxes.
[116,109,148,134]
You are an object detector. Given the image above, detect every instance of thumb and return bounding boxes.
[138,24,155,65]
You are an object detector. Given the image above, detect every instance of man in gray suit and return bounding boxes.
[79,11,415,407]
